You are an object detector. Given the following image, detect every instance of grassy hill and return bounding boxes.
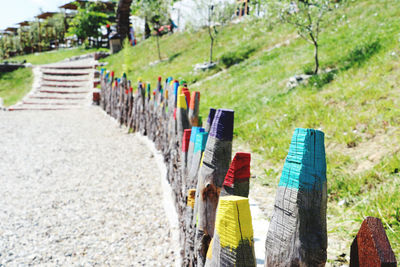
[103,0,400,261]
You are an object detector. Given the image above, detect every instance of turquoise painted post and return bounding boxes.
[265,128,327,267]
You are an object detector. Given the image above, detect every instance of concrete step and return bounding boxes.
[41,69,91,76]
[41,65,94,70]
[42,76,90,82]
[38,89,90,94]
[28,95,86,100]
[22,101,82,106]
[8,105,77,111]
[40,83,88,88]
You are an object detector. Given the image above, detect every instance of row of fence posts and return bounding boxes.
[98,68,397,267]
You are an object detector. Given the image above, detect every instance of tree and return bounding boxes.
[117,0,133,42]
[195,0,235,64]
[278,0,332,74]
[68,1,109,45]
[46,13,67,48]
[131,0,170,61]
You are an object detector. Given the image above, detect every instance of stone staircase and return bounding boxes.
[9,58,98,111]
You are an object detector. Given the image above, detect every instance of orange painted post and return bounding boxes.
[189,91,200,127]
[350,217,397,267]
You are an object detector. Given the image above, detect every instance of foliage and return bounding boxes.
[131,0,170,22]
[194,0,236,63]
[277,0,333,74]
[68,1,109,41]
[46,13,67,45]
[131,0,171,60]
[0,13,69,59]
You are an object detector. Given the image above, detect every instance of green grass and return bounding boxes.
[0,68,33,106]
[102,0,400,259]
[3,47,105,65]
[0,47,107,106]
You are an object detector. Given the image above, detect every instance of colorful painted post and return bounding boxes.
[176,93,191,141]
[204,108,216,133]
[221,152,251,198]
[187,189,196,209]
[190,132,210,222]
[205,196,256,267]
[187,127,205,175]
[182,87,191,108]
[182,129,192,181]
[195,108,234,266]
[189,91,201,127]
[350,217,397,267]
[186,132,209,266]
[265,128,327,267]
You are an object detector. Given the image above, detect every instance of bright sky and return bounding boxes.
[0,0,69,30]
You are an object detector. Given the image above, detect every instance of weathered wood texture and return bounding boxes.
[189,91,201,127]
[204,108,216,133]
[350,217,397,267]
[221,152,251,198]
[195,109,234,266]
[265,128,327,267]
[205,196,256,267]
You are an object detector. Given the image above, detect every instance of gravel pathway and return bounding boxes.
[0,108,177,266]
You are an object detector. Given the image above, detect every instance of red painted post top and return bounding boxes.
[182,129,192,152]
[223,152,251,188]
[350,216,397,267]
[182,87,191,106]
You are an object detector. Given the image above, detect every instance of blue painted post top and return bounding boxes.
[190,127,205,143]
[194,132,209,153]
[278,128,326,191]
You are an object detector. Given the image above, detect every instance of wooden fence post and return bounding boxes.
[221,152,251,198]
[184,131,209,266]
[204,108,216,133]
[181,129,192,189]
[195,108,234,266]
[265,128,327,267]
[189,91,201,127]
[350,216,397,267]
[205,196,256,267]
[176,93,191,141]
[187,127,205,174]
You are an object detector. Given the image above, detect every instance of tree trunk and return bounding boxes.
[314,41,319,74]
[208,28,214,64]
[156,34,161,61]
[116,0,133,43]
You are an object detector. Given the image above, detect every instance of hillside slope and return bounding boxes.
[103,0,400,261]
